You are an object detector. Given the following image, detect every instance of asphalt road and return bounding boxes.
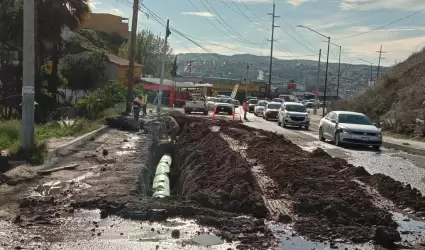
[242,111,425,195]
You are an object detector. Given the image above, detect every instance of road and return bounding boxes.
[182,107,425,195]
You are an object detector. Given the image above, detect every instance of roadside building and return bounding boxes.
[105,53,143,86]
[81,13,130,39]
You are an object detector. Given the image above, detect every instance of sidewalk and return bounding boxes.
[308,112,425,156]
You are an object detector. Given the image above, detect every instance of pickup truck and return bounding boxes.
[184,94,208,115]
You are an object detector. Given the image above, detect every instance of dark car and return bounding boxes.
[248,99,259,112]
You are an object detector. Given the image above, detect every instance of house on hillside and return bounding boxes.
[82,13,130,39]
[105,54,143,86]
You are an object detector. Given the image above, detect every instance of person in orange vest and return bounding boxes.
[242,101,249,120]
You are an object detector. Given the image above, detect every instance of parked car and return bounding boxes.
[263,102,280,120]
[320,101,330,108]
[318,111,382,150]
[184,94,208,115]
[254,100,268,116]
[304,100,315,108]
[248,99,259,112]
[206,97,217,111]
[232,99,240,107]
[278,102,310,130]
[272,98,283,103]
[214,97,234,115]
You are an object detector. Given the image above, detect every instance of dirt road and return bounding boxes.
[0,115,424,249]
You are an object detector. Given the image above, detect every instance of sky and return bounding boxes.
[89,0,425,67]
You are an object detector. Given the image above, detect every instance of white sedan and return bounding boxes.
[318,111,382,150]
[254,100,268,117]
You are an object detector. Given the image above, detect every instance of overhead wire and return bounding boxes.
[334,8,425,41]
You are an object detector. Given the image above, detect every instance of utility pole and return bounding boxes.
[267,3,279,100]
[125,0,139,113]
[336,45,341,99]
[157,19,171,118]
[314,49,321,115]
[22,0,36,150]
[323,36,330,117]
[376,44,385,80]
[245,63,249,98]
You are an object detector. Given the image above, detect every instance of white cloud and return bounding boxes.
[181,11,215,17]
[88,0,100,10]
[339,0,425,11]
[286,0,313,6]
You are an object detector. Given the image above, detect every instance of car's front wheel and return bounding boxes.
[319,127,325,141]
[334,132,341,146]
[372,145,381,151]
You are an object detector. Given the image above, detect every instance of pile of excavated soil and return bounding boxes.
[215,121,425,246]
[175,119,267,218]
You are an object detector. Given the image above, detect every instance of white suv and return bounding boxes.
[254,100,268,116]
[278,102,310,130]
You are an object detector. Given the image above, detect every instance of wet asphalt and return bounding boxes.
[242,112,425,195]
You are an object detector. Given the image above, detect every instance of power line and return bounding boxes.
[240,1,269,21]
[334,8,425,41]
[199,0,263,45]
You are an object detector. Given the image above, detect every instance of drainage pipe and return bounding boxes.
[152,154,172,198]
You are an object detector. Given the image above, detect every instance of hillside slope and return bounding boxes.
[176,53,390,98]
[339,48,425,137]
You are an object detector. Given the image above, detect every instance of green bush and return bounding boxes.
[0,120,21,150]
[77,81,127,119]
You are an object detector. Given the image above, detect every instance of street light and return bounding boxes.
[297,25,330,117]
[358,59,373,85]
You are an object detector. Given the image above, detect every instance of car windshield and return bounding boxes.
[249,99,259,104]
[267,104,280,109]
[258,101,267,107]
[285,105,306,112]
[338,114,373,125]
[218,98,232,104]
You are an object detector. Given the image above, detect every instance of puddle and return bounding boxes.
[266,221,374,250]
[393,212,425,244]
[32,172,97,197]
[0,209,238,249]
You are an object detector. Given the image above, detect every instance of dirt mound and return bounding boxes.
[361,173,425,214]
[176,120,267,218]
[214,123,403,244]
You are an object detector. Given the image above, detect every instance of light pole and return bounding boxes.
[359,59,374,86]
[297,25,330,116]
[328,42,341,100]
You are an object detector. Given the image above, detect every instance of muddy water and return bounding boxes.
[0,209,238,249]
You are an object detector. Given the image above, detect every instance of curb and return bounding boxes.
[45,125,109,162]
[309,121,425,156]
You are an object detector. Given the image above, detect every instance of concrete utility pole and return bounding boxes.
[335,45,341,99]
[267,3,279,100]
[245,63,249,98]
[314,49,321,115]
[22,0,36,150]
[376,44,385,80]
[157,19,170,118]
[125,0,139,113]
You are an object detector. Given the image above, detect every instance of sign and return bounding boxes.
[313,89,318,95]
[231,84,239,98]
[287,83,297,89]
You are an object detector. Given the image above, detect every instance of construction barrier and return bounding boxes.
[152,154,172,198]
[211,106,217,121]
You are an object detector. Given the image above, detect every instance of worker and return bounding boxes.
[133,95,143,121]
[140,96,147,117]
[243,101,249,120]
[162,116,180,143]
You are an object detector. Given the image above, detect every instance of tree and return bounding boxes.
[118,29,174,77]
[61,51,108,91]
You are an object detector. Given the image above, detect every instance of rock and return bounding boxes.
[374,226,401,246]
[100,210,108,219]
[278,214,292,224]
[13,215,22,223]
[102,149,109,157]
[123,139,129,142]
[89,136,95,141]
[226,200,241,212]
[171,229,180,239]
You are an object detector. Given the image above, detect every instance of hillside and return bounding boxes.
[176,53,390,98]
[336,48,425,137]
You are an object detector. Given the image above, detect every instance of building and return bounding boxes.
[82,13,130,39]
[105,54,143,86]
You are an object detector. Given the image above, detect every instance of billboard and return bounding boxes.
[287,83,297,89]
